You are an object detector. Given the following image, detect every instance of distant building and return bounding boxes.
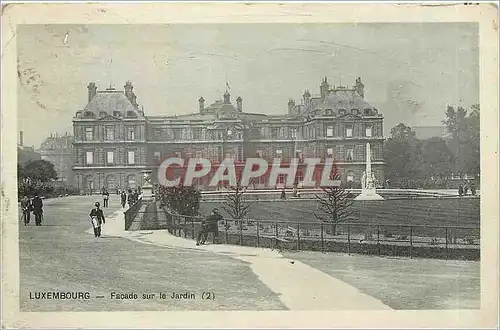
[72,77,385,193]
[412,126,447,140]
[39,133,74,184]
[17,131,41,166]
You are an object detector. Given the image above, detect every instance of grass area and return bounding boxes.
[283,251,480,310]
[201,197,480,227]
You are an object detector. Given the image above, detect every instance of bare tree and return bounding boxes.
[313,167,355,235]
[222,183,251,221]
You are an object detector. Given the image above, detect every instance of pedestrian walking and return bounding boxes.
[120,190,127,208]
[133,189,139,202]
[102,189,110,208]
[127,189,134,207]
[470,182,477,196]
[458,183,464,197]
[281,188,286,200]
[89,202,106,238]
[197,208,223,245]
[32,194,44,226]
[463,183,469,196]
[20,195,32,226]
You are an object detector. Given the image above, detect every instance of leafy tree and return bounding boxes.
[420,137,453,179]
[19,160,57,183]
[443,105,480,177]
[384,123,425,183]
[157,185,201,216]
[313,166,354,235]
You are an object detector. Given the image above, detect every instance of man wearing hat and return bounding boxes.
[89,201,106,238]
[196,208,223,245]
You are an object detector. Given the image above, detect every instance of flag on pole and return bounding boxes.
[226,81,230,91]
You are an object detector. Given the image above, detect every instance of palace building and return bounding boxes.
[72,77,385,193]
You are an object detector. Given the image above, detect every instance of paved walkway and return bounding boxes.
[99,209,392,310]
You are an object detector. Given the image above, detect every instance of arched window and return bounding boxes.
[106,175,116,190]
[99,111,108,117]
[84,111,95,118]
[127,175,137,189]
[346,171,354,182]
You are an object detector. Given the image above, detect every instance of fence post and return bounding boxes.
[275,221,279,250]
[183,217,187,238]
[225,219,228,244]
[377,224,381,256]
[347,224,351,255]
[191,218,195,239]
[257,221,260,248]
[409,226,413,259]
[297,222,300,251]
[445,227,448,258]
[321,223,324,253]
[239,219,243,246]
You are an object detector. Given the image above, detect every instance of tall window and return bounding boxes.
[153,152,161,162]
[346,148,354,161]
[327,148,334,156]
[192,128,202,140]
[346,124,353,137]
[172,128,182,140]
[105,127,114,141]
[326,126,334,137]
[271,128,278,139]
[153,129,161,139]
[107,151,114,164]
[85,127,93,141]
[365,125,372,137]
[290,128,297,139]
[85,151,93,165]
[128,151,135,165]
[127,127,136,141]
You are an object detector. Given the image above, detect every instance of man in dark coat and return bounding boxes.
[120,190,127,208]
[102,189,110,208]
[89,202,106,238]
[197,208,223,245]
[20,195,32,226]
[127,189,135,207]
[458,184,464,197]
[32,194,43,226]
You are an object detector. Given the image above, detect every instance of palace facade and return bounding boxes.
[72,77,384,193]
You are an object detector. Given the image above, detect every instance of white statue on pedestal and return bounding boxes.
[355,143,384,201]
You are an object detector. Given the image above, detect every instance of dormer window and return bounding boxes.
[351,109,359,115]
[364,109,372,116]
[325,109,333,116]
[339,109,346,116]
[127,111,137,118]
[99,111,107,117]
[113,111,122,117]
[84,111,94,118]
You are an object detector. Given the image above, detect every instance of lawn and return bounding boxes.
[200,197,480,241]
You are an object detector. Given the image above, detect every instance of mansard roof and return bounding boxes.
[313,88,372,112]
[83,90,140,116]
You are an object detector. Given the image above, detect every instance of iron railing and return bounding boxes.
[124,198,143,230]
[155,208,479,260]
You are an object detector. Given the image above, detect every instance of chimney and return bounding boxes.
[87,82,97,102]
[199,97,205,113]
[236,96,243,112]
[320,77,329,99]
[355,77,365,98]
[19,131,24,147]
[287,99,296,114]
[303,90,311,106]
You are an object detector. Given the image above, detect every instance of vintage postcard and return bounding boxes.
[1,2,498,329]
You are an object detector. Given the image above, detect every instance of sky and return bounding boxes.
[17,23,479,148]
